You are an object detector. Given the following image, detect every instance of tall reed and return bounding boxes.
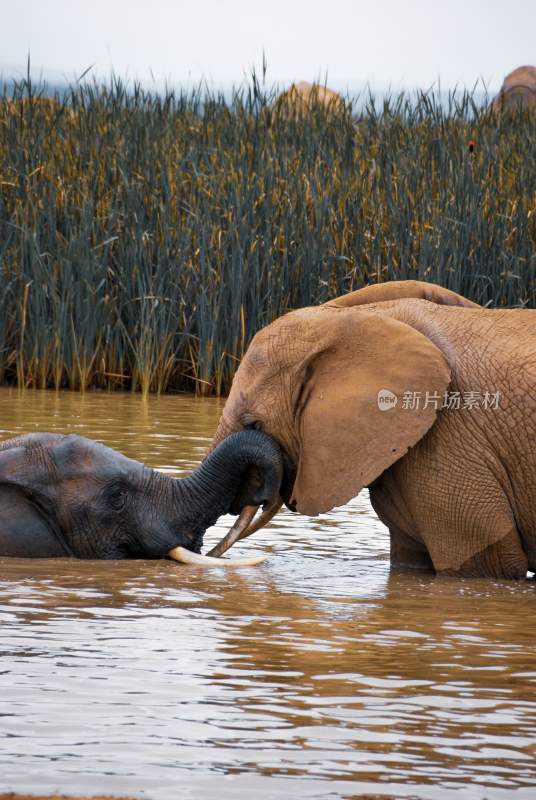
[0,77,535,395]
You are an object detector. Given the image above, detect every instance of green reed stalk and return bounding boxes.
[0,76,535,395]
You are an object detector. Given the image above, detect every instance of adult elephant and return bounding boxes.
[492,65,536,113]
[208,279,536,580]
[0,430,282,565]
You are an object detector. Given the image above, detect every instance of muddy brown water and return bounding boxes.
[0,387,535,800]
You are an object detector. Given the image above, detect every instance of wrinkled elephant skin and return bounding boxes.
[0,430,282,562]
[212,279,536,579]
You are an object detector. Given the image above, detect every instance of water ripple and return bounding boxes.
[0,388,535,799]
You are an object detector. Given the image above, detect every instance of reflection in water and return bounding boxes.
[0,388,535,800]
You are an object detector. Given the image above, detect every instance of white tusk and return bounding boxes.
[168,545,267,567]
[206,504,259,558]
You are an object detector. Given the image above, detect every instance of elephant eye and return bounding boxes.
[108,486,128,511]
[245,420,263,432]
[241,411,258,428]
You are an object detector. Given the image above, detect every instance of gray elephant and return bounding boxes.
[492,65,536,113]
[0,430,282,565]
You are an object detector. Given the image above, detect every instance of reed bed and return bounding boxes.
[0,78,535,395]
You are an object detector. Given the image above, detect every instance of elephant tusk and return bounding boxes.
[237,498,283,541]
[168,545,267,567]
[206,497,283,559]
[206,504,259,558]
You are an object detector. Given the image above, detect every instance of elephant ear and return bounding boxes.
[0,436,70,557]
[0,434,59,486]
[291,309,451,515]
[325,280,480,309]
[0,439,32,483]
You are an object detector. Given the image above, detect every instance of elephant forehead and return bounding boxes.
[247,311,324,366]
[237,309,340,397]
[228,313,327,424]
[52,435,143,479]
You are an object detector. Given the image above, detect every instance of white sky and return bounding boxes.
[1,0,535,93]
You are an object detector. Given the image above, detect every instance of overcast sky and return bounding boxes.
[1,0,535,94]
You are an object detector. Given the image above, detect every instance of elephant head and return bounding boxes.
[492,65,536,114]
[0,430,283,565]
[208,281,479,557]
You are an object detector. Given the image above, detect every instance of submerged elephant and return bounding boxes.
[0,430,282,565]
[492,65,536,113]
[210,279,536,580]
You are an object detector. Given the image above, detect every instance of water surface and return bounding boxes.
[0,388,535,799]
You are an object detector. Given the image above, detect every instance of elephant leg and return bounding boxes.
[369,481,434,572]
[389,525,434,572]
[441,527,528,580]
[372,443,529,579]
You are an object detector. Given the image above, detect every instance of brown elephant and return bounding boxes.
[208,280,536,580]
[273,80,347,115]
[492,65,536,113]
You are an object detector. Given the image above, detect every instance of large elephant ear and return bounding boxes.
[325,280,480,309]
[291,308,451,515]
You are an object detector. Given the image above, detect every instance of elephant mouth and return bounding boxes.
[194,450,296,563]
[167,500,283,567]
[207,499,284,556]
[166,434,296,568]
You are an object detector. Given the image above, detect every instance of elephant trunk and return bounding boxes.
[168,430,283,565]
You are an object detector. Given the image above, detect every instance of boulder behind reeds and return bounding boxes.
[272,80,348,116]
[492,65,536,114]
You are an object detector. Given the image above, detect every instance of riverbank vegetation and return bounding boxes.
[1,78,535,395]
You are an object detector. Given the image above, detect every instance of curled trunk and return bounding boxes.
[168,430,284,564]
